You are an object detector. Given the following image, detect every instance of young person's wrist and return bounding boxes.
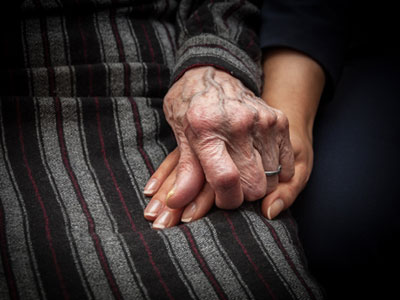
[261,47,325,142]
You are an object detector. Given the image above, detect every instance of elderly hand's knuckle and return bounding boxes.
[259,110,277,128]
[213,170,240,190]
[276,113,289,132]
[230,110,256,134]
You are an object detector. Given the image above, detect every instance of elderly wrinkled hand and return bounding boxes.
[161,66,294,210]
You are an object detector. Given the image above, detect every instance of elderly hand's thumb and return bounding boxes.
[166,144,204,209]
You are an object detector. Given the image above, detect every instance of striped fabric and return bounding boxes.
[0,0,324,299]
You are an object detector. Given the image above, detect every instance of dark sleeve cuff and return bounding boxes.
[171,34,262,96]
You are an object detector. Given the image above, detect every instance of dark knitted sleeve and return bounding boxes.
[172,0,263,96]
[260,0,350,86]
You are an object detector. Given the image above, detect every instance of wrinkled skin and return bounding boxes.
[143,128,311,229]
[143,66,295,229]
[163,66,294,209]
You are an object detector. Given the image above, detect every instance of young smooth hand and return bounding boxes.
[143,48,325,229]
[143,125,312,230]
[143,149,214,229]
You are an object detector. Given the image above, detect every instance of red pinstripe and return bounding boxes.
[16,98,69,300]
[194,11,203,32]
[181,225,228,300]
[94,97,174,300]
[245,32,255,51]
[161,21,176,57]
[37,12,56,96]
[128,97,155,174]
[261,216,318,300]
[0,202,18,300]
[76,15,94,96]
[54,98,123,300]
[140,23,163,92]
[223,212,277,300]
[109,5,131,96]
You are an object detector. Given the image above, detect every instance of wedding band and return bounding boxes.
[265,165,282,177]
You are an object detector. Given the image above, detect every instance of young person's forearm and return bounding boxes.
[262,48,325,140]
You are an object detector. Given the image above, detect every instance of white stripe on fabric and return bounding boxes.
[204,218,255,300]
[34,97,93,299]
[95,11,120,63]
[0,100,46,300]
[0,133,41,300]
[162,226,218,300]
[113,7,140,62]
[188,219,251,300]
[242,207,324,300]
[152,20,176,70]
[74,98,146,299]
[37,97,114,299]
[239,208,297,299]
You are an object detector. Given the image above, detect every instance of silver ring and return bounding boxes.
[265,165,282,177]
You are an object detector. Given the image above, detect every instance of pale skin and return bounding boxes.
[144,48,325,229]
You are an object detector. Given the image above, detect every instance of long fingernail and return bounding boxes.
[181,202,196,223]
[267,199,284,220]
[144,199,163,218]
[153,210,173,229]
[143,179,159,196]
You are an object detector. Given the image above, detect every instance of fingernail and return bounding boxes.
[267,199,284,220]
[181,202,196,223]
[153,210,173,229]
[144,199,163,218]
[143,179,159,196]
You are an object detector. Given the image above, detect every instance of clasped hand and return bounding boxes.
[143,66,294,229]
